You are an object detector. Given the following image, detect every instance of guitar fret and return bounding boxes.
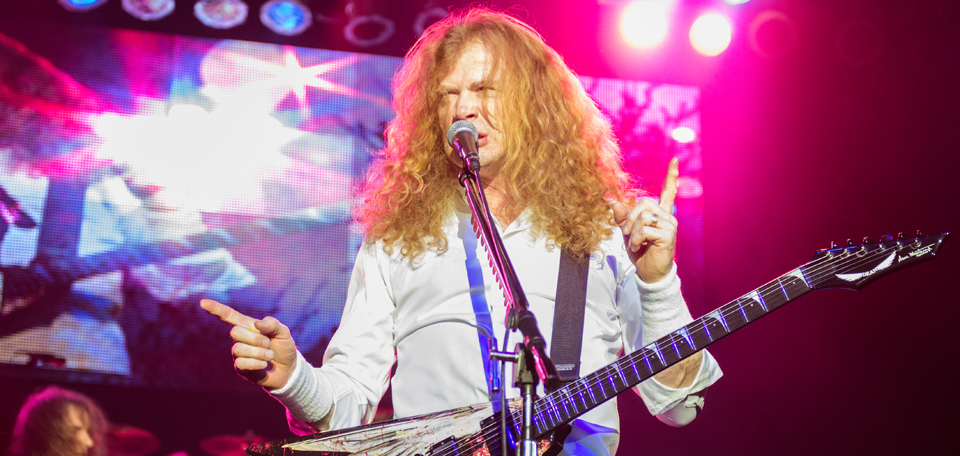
[699,318,713,341]
[547,400,561,425]
[748,290,767,312]
[558,391,571,418]
[670,333,682,358]
[563,389,579,417]
[616,363,628,386]
[737,299,750,322]
[651,343,666,366]
[706,309,729,332]
[641,350,653,373]
[678,327,696,350]
[607,365,618,391]
[586,378,598,404]
[577,388,588,409]
[628,357,641,380]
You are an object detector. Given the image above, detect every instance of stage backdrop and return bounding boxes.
[0,21,704,390]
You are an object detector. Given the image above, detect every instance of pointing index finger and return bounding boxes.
[659,157,679,212]
[201,298,257,331]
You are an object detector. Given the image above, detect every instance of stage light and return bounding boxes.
[122,0,175,21]
[690,13,732,56]
[672,126,696,143]
[748,10,797,58]
[414,6,449,37]
[58,0,109,11]
[261,0,312,36]
[620,1,670,48]
[724,0,750,5]
[195,0,249,29]
[343,3,395,48]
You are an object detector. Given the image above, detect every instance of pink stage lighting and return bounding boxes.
[690,13,732,56]
[620,1,670,48]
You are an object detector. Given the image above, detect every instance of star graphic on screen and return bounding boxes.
[213,45,384,111]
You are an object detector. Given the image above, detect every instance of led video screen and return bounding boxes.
[0,22,703,390]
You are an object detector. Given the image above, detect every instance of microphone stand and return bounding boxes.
[454,144,560,456]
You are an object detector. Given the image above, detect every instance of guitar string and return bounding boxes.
[429,241,920,456]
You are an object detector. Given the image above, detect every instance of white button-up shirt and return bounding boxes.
[274,207,722,455]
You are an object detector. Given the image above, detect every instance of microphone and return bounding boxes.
[446,120,480,172]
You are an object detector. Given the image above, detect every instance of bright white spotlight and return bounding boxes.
[672,126,696,143]
[690,13,732,56]
[59,0,109,11]
[724,0,750,5]
[621,1,670,48]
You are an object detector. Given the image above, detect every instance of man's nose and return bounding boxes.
[455,93,480,120]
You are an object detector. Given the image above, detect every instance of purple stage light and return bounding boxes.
[195,0,249,29]
[122,0,175,21]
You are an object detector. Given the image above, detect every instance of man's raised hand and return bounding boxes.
[611,157,680,284]
[200,299,298,390]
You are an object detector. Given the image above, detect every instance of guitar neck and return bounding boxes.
[521,267,811,439]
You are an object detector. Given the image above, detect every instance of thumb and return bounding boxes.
[255,316,288,339]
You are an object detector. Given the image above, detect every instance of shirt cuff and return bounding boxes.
[268,351,334,427]
[636,349,723,416]
[635,262,694,346]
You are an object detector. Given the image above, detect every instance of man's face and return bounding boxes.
[437,43,504,182]
[63,405,95,456]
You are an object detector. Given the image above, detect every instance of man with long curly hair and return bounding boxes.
[203,7,721,455]
[5,386,108,456]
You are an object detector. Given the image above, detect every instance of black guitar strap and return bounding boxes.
[550,248,589,386]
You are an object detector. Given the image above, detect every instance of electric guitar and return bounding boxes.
[245,231,949,456]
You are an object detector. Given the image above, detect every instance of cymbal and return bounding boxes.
[107,424,160,456]
[200,432,266,456]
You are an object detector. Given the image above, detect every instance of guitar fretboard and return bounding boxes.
[524,268,814,438]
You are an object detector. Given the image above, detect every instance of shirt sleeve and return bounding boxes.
[270,241,397,431]
[617,259,723,417]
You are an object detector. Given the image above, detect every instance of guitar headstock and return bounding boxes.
[806,231,949,291]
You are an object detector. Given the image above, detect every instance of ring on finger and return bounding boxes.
[651,213,659,227]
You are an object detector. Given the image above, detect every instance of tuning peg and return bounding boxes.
[881,234,894,242]
[897,232,905,240]
[916,230,925,237]
[830,241,838,249]
[846,238,854,247]
[862,236,873,245]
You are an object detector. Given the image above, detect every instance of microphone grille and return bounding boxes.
[446,120,478,147]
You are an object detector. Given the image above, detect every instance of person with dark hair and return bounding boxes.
[203,7,722,455]
[5,386,108,456]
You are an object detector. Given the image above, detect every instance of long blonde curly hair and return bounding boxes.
[357,7,634,261]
